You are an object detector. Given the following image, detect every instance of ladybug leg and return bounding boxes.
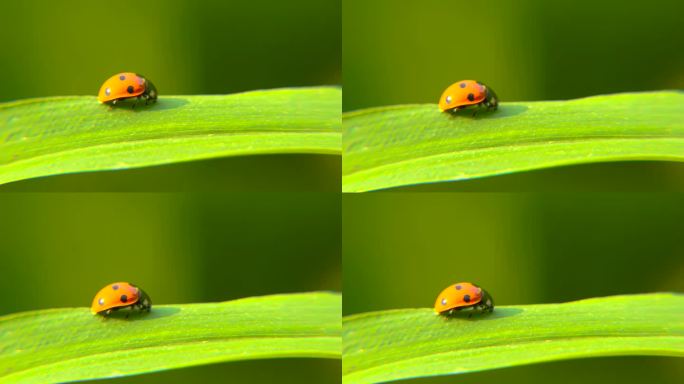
[132,96,141,109]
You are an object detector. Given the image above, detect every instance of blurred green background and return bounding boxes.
[343,0,684,191]
[343,193,684,383]
[343,0,683,110]
[0,192,341,383]
[0,0,341,192]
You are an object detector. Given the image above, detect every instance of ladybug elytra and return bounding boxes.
[97,72,157,107]
[434,282,494,317]
[439,80,498,114]
[91,282,151,316]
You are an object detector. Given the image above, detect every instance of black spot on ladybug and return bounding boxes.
[120,294,128,303]
[455,285,462,290]
[460,82,466,88]
[463,294,471,303]
[119,75,126,81]
[467,93,475,102]
[127,86,135,94]
[112,284,119,290]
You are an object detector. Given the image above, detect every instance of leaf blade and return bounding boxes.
[0,87,341,185]
[342,293,684,384]
[0,292,341,383]
[342,91,684,192]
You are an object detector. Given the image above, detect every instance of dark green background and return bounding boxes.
[0,193,341,383]
[0,0,341,192]
[343,0,684,191]
[343,193,684,383]
[343,0,684,110]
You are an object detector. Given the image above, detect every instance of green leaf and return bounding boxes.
[0,292,341,383]
[0,87,341,186]
[343,293,684,384]
[342,91,684,192]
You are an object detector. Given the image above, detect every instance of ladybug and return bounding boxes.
[91,282,152,316]
[97,72,157,106]
[434,282,494,317]
[438,80,498,114]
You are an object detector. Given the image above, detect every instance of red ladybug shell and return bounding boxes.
[434,282,483,313]
[91,282,143,314]
[97,72,146,103]
[439,80,487,112]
